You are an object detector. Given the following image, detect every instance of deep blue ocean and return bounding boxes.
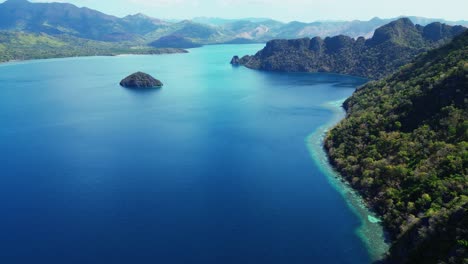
[0,44,374,263]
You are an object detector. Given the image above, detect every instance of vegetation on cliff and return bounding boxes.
[325,31,468,263]
[238,18,466,79]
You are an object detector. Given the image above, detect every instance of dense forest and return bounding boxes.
[325,31,468,263]
[237,18,466,79]
[0,32,186,63]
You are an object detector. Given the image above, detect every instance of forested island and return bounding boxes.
[325,31,468,263]
[235,18,466,79]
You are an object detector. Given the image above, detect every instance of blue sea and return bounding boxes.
[0,44,382,263]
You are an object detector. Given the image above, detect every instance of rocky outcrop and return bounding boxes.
[120,72,163,88]
[235,18,466,79]
[230,55,241,65]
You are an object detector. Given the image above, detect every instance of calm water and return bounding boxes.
[0,45,372,263]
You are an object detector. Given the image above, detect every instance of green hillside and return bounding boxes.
[325,31,468,263]
[0,31,186,63]
[237,18,466,79]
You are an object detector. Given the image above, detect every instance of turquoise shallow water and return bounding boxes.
[0,44,386,263]
[306,99,389,261]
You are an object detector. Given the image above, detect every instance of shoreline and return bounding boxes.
[306,98,389,262]
[0,49,188,66]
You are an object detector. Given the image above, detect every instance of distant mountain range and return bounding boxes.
[235,18,466,79]
[0,0,467,45]
[0,0,466,63]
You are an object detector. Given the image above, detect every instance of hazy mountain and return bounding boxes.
[0,0,466,46]
[0,31,186,63]
[149,35,202,49]
[236,18,466,79]
[174,16,467,44]
[191,17,275,26]
[120,13,170,35]
[144,20,227,44]
[223,38,260,44]
[193,16,468,42]
[406,16,468,27]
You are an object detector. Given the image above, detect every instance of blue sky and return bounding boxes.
[23,0,468,22]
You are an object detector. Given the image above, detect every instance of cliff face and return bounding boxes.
[238,18,466,79]
[325,31,468,263]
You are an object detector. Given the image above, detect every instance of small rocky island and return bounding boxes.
[230,55,241,65]
[120,72,163,88]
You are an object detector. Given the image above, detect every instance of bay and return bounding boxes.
[0,44,381,263]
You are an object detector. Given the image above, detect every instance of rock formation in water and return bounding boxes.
[230,55,241,65]
[235,18,466,79]
[120,72,163,88]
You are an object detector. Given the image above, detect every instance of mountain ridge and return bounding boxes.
[0,0,466,64]
[0,0,467,45]
[235,18,466,79]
